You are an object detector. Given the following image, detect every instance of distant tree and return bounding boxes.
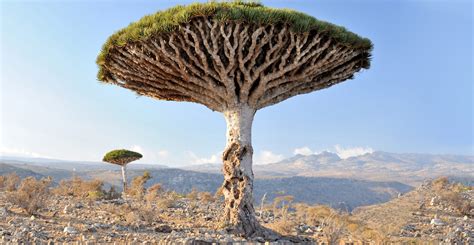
[103,149,142,193]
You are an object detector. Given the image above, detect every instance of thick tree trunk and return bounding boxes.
[220,105,261,237]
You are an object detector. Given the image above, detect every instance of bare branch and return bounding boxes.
[103,17,370,111]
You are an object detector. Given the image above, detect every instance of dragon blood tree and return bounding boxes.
[103,149,142,192]
[97,1,372,237]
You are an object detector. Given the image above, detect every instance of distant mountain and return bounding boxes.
[183,151,474,186]
[1,152,471,210]
[0,163,45,180]
[1,158,412,211]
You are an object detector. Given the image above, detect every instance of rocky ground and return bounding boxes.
[0,176,472,244]
[0,191,315,244]
[354,178,473,244]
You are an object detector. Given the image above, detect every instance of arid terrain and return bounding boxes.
[0,173,472,244]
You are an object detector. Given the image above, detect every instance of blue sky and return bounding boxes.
[1,0,472,166]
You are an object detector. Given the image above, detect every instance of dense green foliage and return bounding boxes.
[103,149,143,163]
[97,1,372,81]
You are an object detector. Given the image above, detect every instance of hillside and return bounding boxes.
[0,163,45,180]
[353,178,473,243]
[184,151,474,186]
[0,162,410,211]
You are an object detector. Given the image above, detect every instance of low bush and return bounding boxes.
[7,176,52,214]
[105,186,121,200]
[186,187,199,200]
[0,175,5,189]
[266,219,296,235]
[433,176,449,191]
[198,191,214,203]
[104,202,160,225]
[4,173,20,192]
[440,190,472,216]
[145,183,163,205]
[124,207,160,225]
[302,205,332,226]
[52,176,105,200]
[156,198,175,210]
[127,171,152,199]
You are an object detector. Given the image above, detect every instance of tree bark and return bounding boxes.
[220,105,261,237]
[121,165,127,193]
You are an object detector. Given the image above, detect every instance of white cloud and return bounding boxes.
[293,146,314,156]
[130,145,144,154]
[334,145,373,159]
[293,146,334,156]
[129,145,169,164]
[187,151,220,165]
[0,146,51,158]
[157,150,169,158]
[188,150,285,165]
[255,150,284,164]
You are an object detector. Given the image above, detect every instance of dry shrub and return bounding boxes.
[167,190,184,199]
[148,183,162,193]
[145,183,163,205]
[186,187,199,200]
[125,208,159,225]
[137,207,160,224]
[346,222,360,233]
[306,205,331,226]
[360,227,384,243]
[156,198,175,210]
[440,190,472,215]
[52,179,73,196]
[321,211,347,244]
[7,176,52,214]
[4,173,20,192]
[433,176,449,191]
[272,195,294,210]
[198,191,214,203]
[214,186,224,199]
[52,176,105,200]
[127,171,151,199]
[102,203,127,217]
[105,186,121,200]
[294,203,309,222]
[123,206,159,225]
[452,182,473,192]
[102,202,159,225]
[430,177,472,216]
[0,175,5,189]
[295,203,349,243]
[266,219,296,236]
[124,211,141,224]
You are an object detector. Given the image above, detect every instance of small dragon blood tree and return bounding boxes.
[103,149,142,192]
[96,1,372,238]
